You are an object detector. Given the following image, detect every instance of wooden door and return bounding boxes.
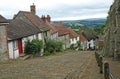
[18,39,23,54]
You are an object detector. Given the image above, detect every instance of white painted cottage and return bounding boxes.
[82,29,98,50]
[7,4,51,59]
[7,18,42,59]
[67,27,79,45]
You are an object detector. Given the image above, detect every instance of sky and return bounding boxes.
[0,0,113,21]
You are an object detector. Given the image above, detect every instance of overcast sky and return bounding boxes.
[0,0,113,21]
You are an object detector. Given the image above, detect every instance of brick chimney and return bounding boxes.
[41,15,46,22]
[41,15,51,23]
[30,3,36,15]
[46,15,51,23]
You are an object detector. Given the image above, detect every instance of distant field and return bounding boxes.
[55,18,106,29]
[73,29,79,31]
[73,29,80,34]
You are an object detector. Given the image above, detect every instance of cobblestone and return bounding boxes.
[0,51,102,79]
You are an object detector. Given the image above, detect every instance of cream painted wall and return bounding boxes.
[70,37,79,45]
[8,33,42,59]
[8,41,19,59]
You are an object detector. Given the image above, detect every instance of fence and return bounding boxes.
[95,52,115,79]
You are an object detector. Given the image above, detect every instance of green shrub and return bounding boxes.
[70,44,76,50]
[44,38,63,55]
[44,51,51,56]
[70,41,82,50]
[77,41,83,50]
[24,39,43,55]
[24,40,31,54]
[44,38,55,54]
[54,41,63,52]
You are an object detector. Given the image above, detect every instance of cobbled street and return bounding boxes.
[0,51,103,79]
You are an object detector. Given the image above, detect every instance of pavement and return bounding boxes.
[0,51,103,79]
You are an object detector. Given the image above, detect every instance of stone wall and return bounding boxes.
[0,26,8,61]
[104,0,120,60]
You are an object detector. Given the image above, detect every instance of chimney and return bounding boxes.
[30,3,36,15]
[41,15,46,22]
[46,15,51,23]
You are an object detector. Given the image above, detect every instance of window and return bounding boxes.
[36,34,39,39]
[75,37,77,40]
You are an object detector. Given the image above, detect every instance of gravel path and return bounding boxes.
[0,51,102,79]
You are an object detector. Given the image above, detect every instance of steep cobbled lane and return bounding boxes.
[0,51,100,79]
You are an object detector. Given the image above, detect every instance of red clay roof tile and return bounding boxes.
[67,27,78,38]
[20,11,50,31]
[46,21,58,34]
[79,34,87,41]
[52,23,69,36]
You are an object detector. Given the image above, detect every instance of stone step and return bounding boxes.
[19,53,26,57]
[22,55,31,60]
[19,54,31,60]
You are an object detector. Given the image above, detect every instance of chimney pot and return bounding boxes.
[47,15,51,23]
[30,3,36,15]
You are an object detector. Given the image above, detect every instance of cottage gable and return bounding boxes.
[82,29,98,41]
[46,21,58,34]
[0,15,7,23]
[67,27,78,38]
[53,23,69,36]
[14,11,51,32]
[0,15,9,25]
[79,34,87,42]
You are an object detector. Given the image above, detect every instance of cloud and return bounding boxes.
[0,0,113,20]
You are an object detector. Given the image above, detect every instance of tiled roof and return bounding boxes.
[46,21,58,34]
[0,15,8,23]
[79,34,87,41]
[67,27,78,38]
[18,11,51,31]
[82,29,98,41]
[52,23,69,36]
[7,18,40,40]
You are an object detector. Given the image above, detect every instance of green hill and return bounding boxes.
[53,18,106,29]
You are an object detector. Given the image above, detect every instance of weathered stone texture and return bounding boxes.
[104,0,120,60]
[0,26,8,61]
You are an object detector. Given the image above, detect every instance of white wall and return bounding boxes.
[8,41,19,59]
[51,32,58,40]
[70,37,79,45]
[38,33,42,40]
[87,39,95,49]
[58,34,70,49]
[22,33,42,52]
[8,33,42,59]
[81,41,87,50]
